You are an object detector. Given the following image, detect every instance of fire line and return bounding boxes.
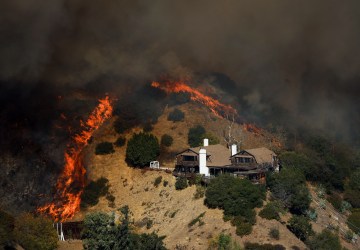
[37,96,113,221]
[151,80,237,118]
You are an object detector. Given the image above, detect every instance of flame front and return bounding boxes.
[151,80,237,117]
[38,96,113,221]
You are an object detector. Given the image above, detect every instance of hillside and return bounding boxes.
[62,103,312,249]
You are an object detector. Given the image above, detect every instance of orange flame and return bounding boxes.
[151,80,237,118]
[38,96,113,221]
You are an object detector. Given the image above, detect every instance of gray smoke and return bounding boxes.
[1,0,360,142]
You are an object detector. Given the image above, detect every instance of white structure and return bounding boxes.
[203,138,209,147]
[231,144,237,156]
[55,222,65,241]
[199,148,209,176]
[150,161,160,169]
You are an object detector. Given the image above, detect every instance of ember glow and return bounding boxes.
[38,96,113,221]
[151,80,237,117]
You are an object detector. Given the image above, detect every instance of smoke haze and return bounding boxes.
[1,0,360,142]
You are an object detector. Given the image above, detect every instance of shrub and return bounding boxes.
[175,177,188,190]
[188,212,206,227]
[208,233,241,250]
[188,125,206,147]
[327,193,342,211]
[231,216,252,236]
[167,108,185,122]
[81,177,109,208]
[306,229,341,250]
[126,132,160,167]
[244,242,285,250]
[14,213,58,250]
[95,142,115,155]
[287,215,314,241]
[194,185,206,199]
[163,180,168,187]
[347,209,360,234]
[114,137,126,147]
[259,202,281,221]
[269,228,280,240]
[161,134,173,147]
[154,176,162,187]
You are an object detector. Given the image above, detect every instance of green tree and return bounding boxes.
[131,233,167,250]
[347,209,360,234]
[161,134,173,147]
[0,209,15,249]
[14,213,58,250]
[306,229,341,250]
[175,177,188,190]
[167,108,185,122]
[188,125,206,147]
[287,215,314,241]
[126,132,160,167]
[82,212,116,249]
[114,206,132,249]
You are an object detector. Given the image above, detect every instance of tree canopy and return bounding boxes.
[126,132,160,167]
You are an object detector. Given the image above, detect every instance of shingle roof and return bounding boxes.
[241,147,276,164]
[190,144,231,167]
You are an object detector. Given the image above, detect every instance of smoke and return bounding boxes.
[1,0,360,142]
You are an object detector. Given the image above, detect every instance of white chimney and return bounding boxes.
[231,144,237,156]
[203,138,209,147]
[199,148,209,176]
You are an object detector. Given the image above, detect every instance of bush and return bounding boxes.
[287,215,314,241]
[347,209,360,234]
[0,209,15,248]
[188,125,206,147]
[81,177,109,208]
[244,242,285,250]
[167,108,185,122]
[194,185,206,199]
[306,229,341,250]
[154,176,162,187]
[114,137,126,147]
[259,202,281,221]
[269,228,280,240]
[161,134,173,147]
[95,142,115,155]
[231,216,252,236]
[327,193,342,211]
[163,180,168,187]
[175,177,188,190]
[208,233,241,250]
[126,132,160,167]
[14,213,58,250]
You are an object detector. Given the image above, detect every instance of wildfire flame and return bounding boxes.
[151,80,237,118]
[38,96,113,221]
[243,123,263,136]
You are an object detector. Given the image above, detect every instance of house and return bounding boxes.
[173,139,279,184]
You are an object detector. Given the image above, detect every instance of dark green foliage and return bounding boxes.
[194,185,206,199]
[259,202,281,221]
[81,177,109,208]
[154,176,162,187]
[95,142,115,155]
[267,168,311,215]
[347,209,360,234]
[175,177,188,190]
[269,228,280,240]
[0,209,14,249]
[82,212,116,250]
[231,216,253,236]
[167,108,185,122]
[306,229,341,250]
[344,169,360,208]
[208,233,241,250]
[130,233,167,250]
[163,180,168,187]
[188,125,206,147]
[203,132,220,145]
[279,152,313,180]
[205,175,264,235]
[205,175,264,215]
[14,213,58,250]
[287,215,314,241]
[114,136,126,147]
[126,132,160,167]
[244,242,286,250]
[161,134,173,147]
[82,206,167,250]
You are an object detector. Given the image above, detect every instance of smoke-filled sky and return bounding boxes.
[1,0,360,143]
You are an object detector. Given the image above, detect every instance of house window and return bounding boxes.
[183,155,196,161]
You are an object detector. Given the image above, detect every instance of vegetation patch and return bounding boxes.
[287,215,314,241]
[306,229,341,250]
[95,142,115,155]
[167,108,185,122]
[193,185,206,199]
[126,132,160,167]
[160,134,173,147]
[208,233,241,250]
[81,177,110,208]
[154,176,162,187]
[269,228,280,240]
[347,209,360,234]
[259,201,282,221]
[244,242,285,250]
[175,177,188,190]
[188,212,206,227]
[114,136,126,147]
